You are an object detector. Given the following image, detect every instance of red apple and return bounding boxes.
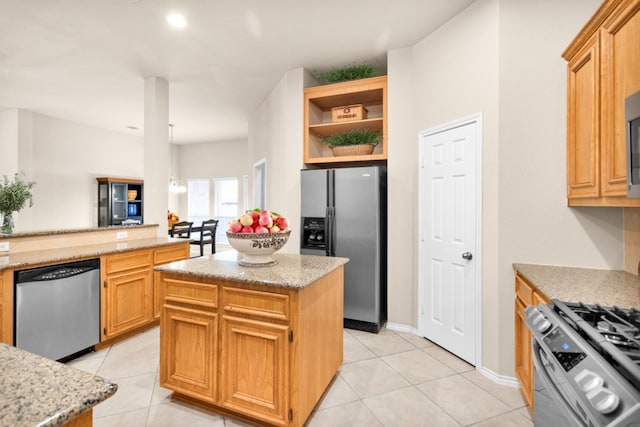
[254,225,269,233]
[240,226,254,233]
[259,213,273,227]
[250,211,260,225]
[228,220,242,233]
[275,217,289,230]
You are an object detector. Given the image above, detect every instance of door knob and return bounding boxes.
[462,252,473,260]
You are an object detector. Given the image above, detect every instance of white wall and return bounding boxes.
[247,68,306,253]
[389,0,501,368]
[18,112,144,231]
[0,109,20,175]
[497,0,618,374]
[389,0,619,377]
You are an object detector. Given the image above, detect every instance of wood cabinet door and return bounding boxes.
[567,32,600,199]
[219,315,289,426]
[514,298,533,407]
[601,2,640,196]
[160,304,217,403]
[103,268,153,339]
[153,271,161,320]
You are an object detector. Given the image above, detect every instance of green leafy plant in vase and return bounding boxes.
[0,172,36,234]
[320,129,381,157]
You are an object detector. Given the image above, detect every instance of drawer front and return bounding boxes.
[105,250,152,274]
[154,244,189,265]
[164,277,218,309]
[515,274,533,305]
[533,291,550,306]
[222,287,290,321]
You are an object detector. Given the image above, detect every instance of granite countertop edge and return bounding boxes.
[39,381,118,427]
[513,263,640,309]
[0,237,187,271]
[0,343,118,427]
[155,252,349,289]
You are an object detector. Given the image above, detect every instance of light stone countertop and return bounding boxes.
[0,224,157,239]
[0,237,187,271]
[0,343,117,427]
[513,263,640,309]
[155,250,349,289]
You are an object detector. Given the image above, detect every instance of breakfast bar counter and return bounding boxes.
[0,343,117,427]
[155,251,348,427]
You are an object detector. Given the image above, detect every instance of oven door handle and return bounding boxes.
[531,340,585,427]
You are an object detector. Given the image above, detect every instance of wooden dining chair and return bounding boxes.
[190,219,219,257]
[170,221,193,239]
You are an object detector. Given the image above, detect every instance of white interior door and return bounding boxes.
[418,118,480,365]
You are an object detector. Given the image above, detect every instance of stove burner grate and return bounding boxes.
[553,300,640,390]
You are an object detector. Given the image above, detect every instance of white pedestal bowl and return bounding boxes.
[226,230,291,266]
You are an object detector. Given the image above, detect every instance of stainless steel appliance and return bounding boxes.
[626,90,640,197]
[301,165,387,332]
[525,300,640,426]
[15,259,100,361]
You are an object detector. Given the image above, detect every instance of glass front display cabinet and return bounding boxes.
[97,177,144,226]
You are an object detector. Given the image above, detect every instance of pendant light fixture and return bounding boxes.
[169,123,187,193]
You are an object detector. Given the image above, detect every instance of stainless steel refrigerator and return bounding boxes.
[301,165,387,332]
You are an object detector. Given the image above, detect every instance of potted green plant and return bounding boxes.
[316,64,377,84]
[320,129,381,157]
[0,172,36,234]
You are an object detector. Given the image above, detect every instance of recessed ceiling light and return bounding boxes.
[166,12,187,29]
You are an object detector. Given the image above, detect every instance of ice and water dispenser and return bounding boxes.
[301,217,326,253]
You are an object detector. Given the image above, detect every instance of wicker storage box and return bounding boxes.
[331,104,368,122]
[331,144,375,157]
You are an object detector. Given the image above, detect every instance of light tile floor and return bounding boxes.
[67,325,533,426]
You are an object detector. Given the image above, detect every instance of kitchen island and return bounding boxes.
[0,342,117,427]
[155,251,348,427]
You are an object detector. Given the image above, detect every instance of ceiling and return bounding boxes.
[0,0,475,144]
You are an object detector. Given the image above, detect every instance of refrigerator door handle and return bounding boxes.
[326,206,336,257]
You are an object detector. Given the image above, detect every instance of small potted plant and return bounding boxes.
[0,172,36,234]
[316,63,377,84]
[320,129,381,157]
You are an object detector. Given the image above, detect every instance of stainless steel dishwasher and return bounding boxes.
[15,258,100,361]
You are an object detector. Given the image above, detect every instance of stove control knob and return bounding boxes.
[575,369,604,392]
[586,386,620,414]
[526,309,552,334]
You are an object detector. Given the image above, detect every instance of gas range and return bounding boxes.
[525,300,640,426]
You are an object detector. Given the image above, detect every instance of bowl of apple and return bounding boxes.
[226,209,291,266]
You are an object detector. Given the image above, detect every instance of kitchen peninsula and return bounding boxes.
[0,224,189,347]
[155,251,348,427]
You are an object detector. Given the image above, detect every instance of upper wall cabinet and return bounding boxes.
[564,0,640,207]
[304,76,388,164]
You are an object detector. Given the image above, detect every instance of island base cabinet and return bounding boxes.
[159,265,345,427]
[220,316,289,426]
[160,304,217,403]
